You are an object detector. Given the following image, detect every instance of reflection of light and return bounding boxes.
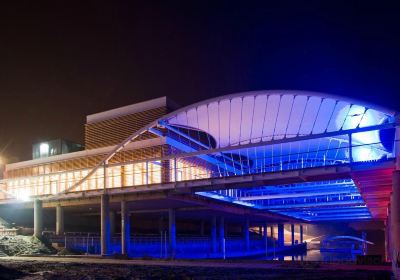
[352,147,374,162]
[337,106,379,144]
[39,143,49,157]
[336,106,389,161]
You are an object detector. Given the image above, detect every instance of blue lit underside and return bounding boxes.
[196,179,372,222]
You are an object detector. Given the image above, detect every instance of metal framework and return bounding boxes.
[1,90,398,222]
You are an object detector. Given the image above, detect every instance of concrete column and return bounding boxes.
[56,204,64,236]
[211,216,217,253]
[121,165,126,187]
[218,216,225,253]
[300,224,304,243]
[387,202,393,261]
[384,219,388,262]
[110,210,116,237]
[33,199,43,239]
[161,160,171,183]
[168,208,176,258]
[291,224,295,245]
[270,225,274,238]
[103,162,109,189]
[391,170,400,262]
[101,194,111,256]
[263,223,268,256]
[244,218,250,251]
[278,224,284,248]
[121,200,130,256]
[395,125,400,170]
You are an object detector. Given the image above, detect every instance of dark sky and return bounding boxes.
[0,1,399,161]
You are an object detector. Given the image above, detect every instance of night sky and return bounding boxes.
[0,1,399,162]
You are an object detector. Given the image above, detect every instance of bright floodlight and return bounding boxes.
[39,143,49,157]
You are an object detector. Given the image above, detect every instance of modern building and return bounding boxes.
[0,91,399,261]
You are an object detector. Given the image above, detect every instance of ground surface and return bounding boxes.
[0,257,393,280]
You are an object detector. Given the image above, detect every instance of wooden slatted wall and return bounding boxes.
[85,106,168,149]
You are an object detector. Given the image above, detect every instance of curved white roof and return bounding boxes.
[164,90,395,149]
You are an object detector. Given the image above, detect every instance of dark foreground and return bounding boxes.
[0,257,393,280]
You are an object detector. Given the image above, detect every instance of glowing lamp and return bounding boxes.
[39,143,50,157]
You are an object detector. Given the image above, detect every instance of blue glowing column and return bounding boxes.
[121,200,130,256]
[211,216,217,253]
[33,199,43,239]
[101,194,111,256]
[300,225,304,243]
[168,208,176,259]
[219,216,225,253]
[244,218,250,252]
[391,171,400,262]
[291,224,295,245]
[278,224,284,248]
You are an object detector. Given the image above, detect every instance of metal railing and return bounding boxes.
[1,127,396,200]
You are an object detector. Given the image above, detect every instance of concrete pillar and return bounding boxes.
[110,210,116,237]
[56,204,64,236]
[386,206,392,262]
[263,223,268,256]
[168,208,176,258]
[121,200,130,256]
[291,224,295,245]
[161,159,171,183]
[211,216,217,253]
[278,224,284,248]
[300,224,304,243]
[101,194,111,256]
[270,225,274,238]
[33,199,43,239]
[218,216,225,253]
[395,125,400,170]
[103,162,109,189]
[391,170,400,262]
[244,218,250,251]
[121,165,126,187]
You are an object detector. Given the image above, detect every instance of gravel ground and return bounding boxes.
[0,259,392,280]
[0,236,54,256]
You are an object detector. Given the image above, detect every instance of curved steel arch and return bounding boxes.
[323,235,374,245]
[46,90,396,199]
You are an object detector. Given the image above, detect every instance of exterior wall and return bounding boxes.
[85,106,169,149]
[4,145,166,198]
[2,144,212,200]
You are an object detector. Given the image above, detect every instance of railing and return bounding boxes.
[48,233,275,258]
[1,127,396,201]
